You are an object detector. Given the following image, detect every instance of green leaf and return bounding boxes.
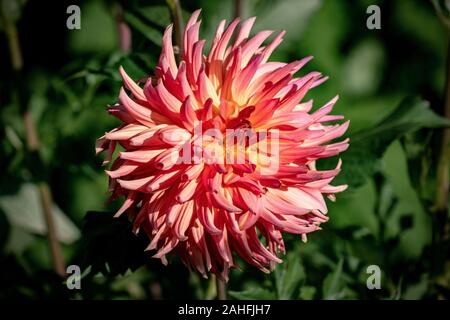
[354,97,450,141]
[138,5,171,28]
[341,39,385,96]
[124,11,162,46]
[402,275,429,299]
[274,254,305,299]
[332,97,450,188]
[322,258,344,300]
[0,183,80,244]
[400,131,435,202]
[0,0,24,24]
[4,226,34,254]
[67,1,118,54]
[382,142,431,259]
[118,55,151,80]
[228,287,276,300]
[198,0,320,58]
[51,78,82,112]
[298,286,317,300]
[253,0,322,44]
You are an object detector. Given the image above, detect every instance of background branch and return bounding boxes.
[216,276,227,300]
[234,0,242,19]
[166,0,184,62]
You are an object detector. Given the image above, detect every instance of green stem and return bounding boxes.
[216,276,227,300]
[429,27,450,298]
[234,0,242,18]
[166,0,184,62]
[435,36,450,216]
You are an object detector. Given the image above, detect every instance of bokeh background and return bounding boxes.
[1,0,450,299]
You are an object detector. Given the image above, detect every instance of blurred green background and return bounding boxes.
[1,0,449,299]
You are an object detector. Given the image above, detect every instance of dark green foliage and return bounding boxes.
[325,97,450,188]
[1,0,449,300]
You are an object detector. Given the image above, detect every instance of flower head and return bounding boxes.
[96,10,349,280]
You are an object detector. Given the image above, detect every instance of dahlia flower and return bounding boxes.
[96,10,349,280]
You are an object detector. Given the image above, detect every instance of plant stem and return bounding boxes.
[435,36,450,217]
[234,0,242,19]
[114,3,132,53]
[3,19,23,70]
[430,31,450,297]
[166,0,184,62]
[1,1,66,278]
[38,183,66,277]
[216,277,227,300]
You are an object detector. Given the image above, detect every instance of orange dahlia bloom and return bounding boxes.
[96,10,349,280]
